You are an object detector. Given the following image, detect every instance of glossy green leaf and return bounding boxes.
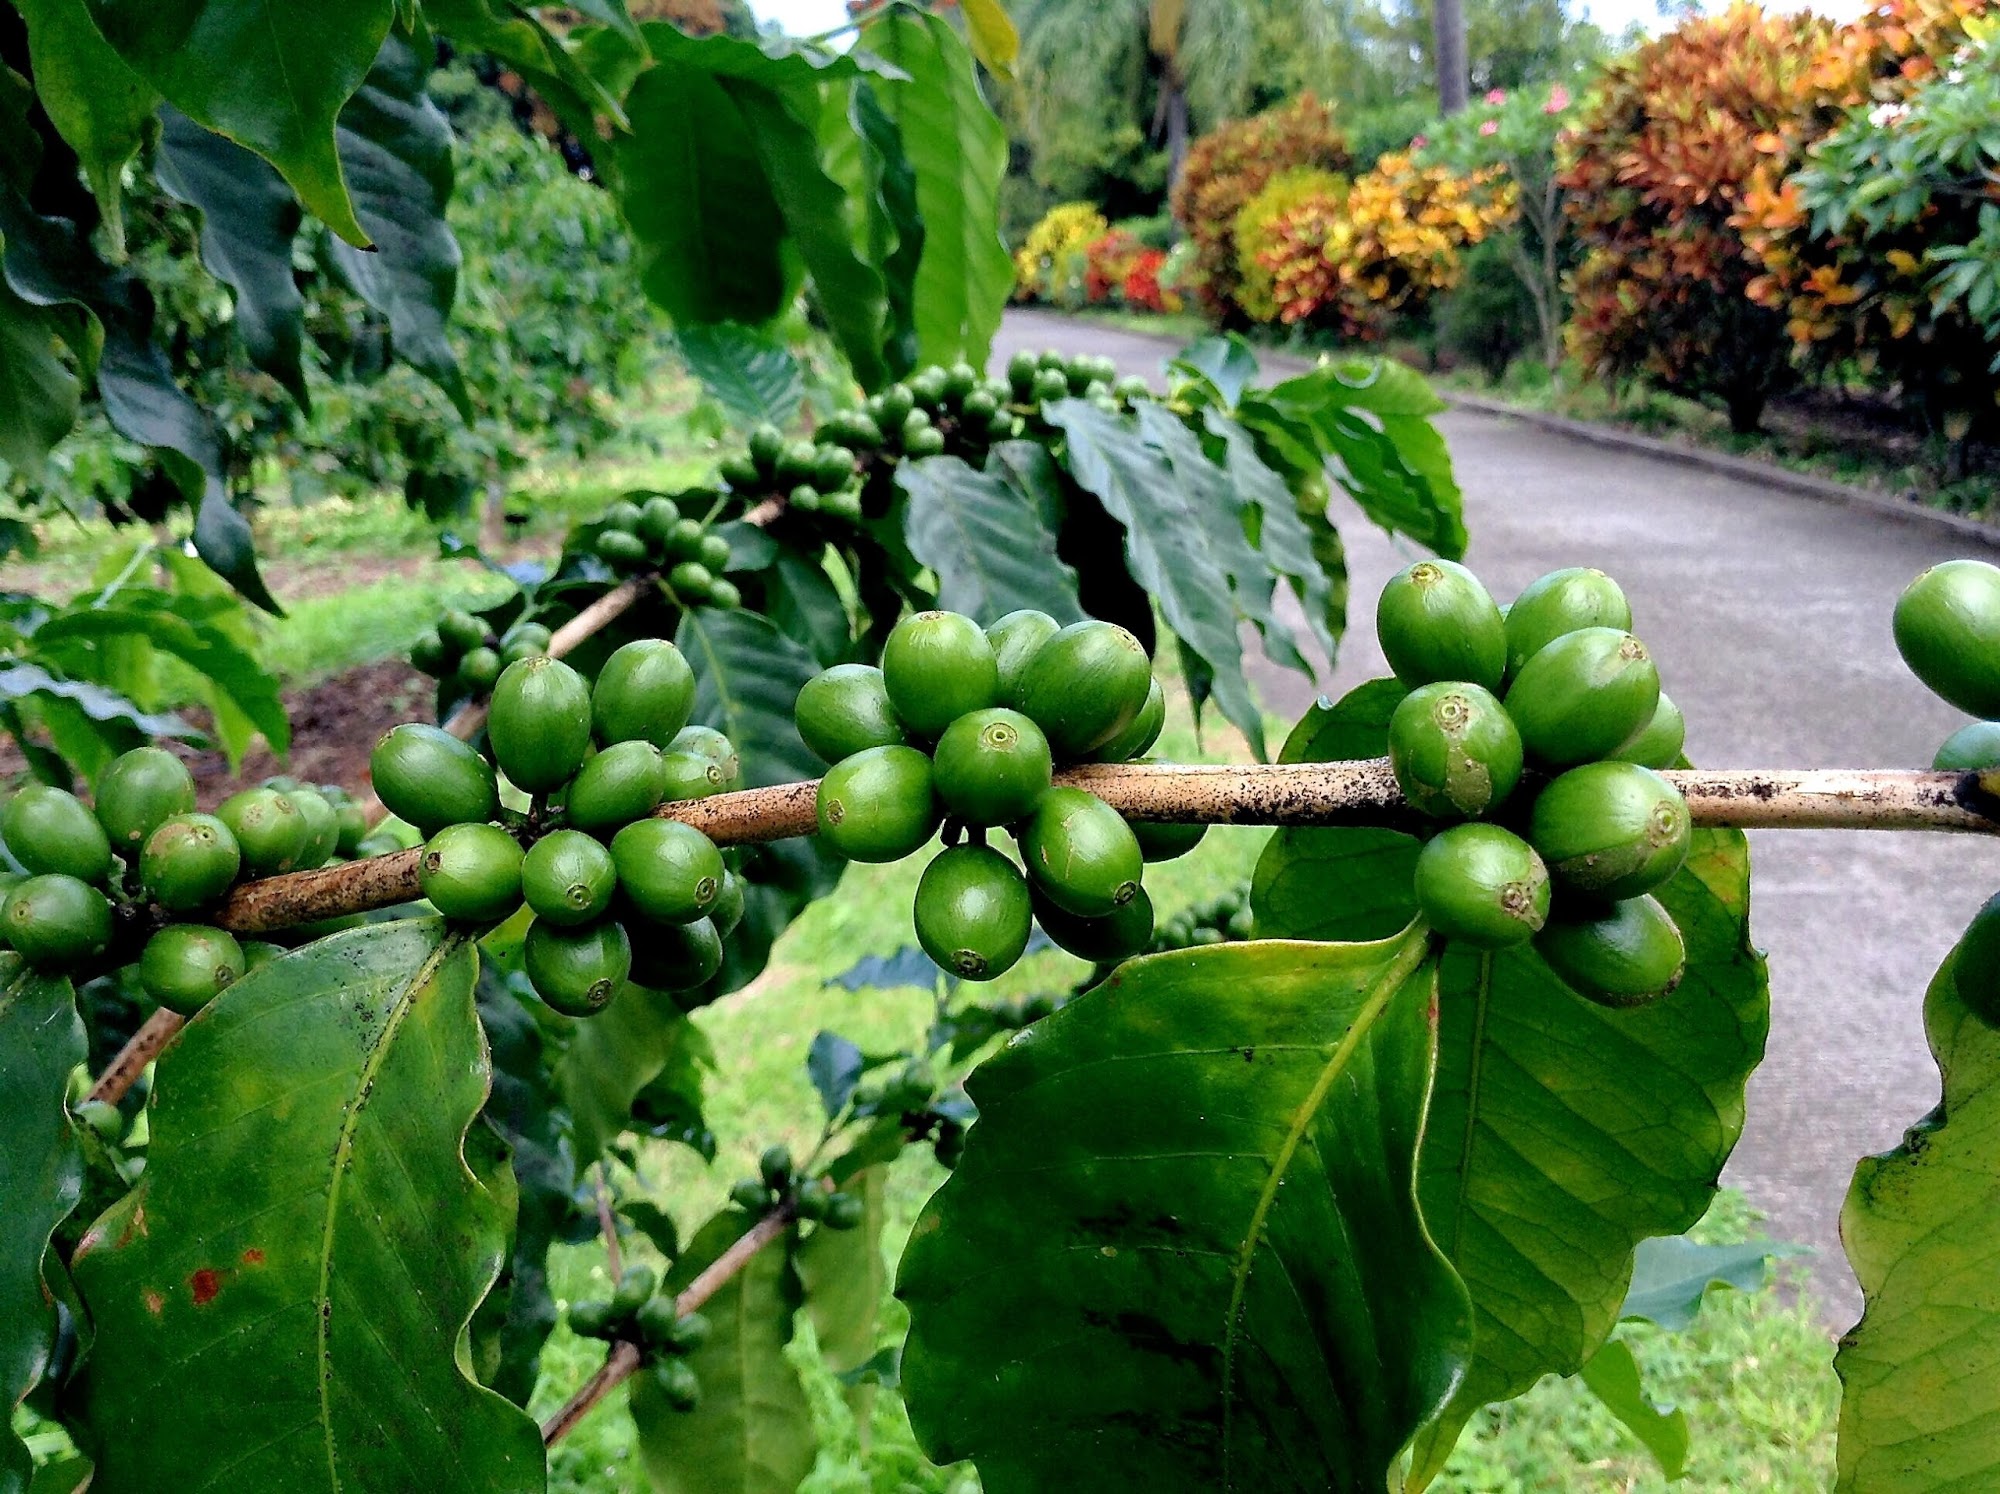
[896,453,1082,625]
[330,29,469,418]
[859,10,1010,367]
[614,59,791,328]
[1204,406,1343,665]
[1172,333,1261,409]
[899,935,1472,1492]
[1576,1338,1689,1479]
[675,323,804,431]
[1134,401,1313,682]
[553,985,712,1168]
[562,0,642,49]
[0,967,85,1494]
[81,0,392,245]
[1047,399,1266,756]
[24,1455,91,1494]
[0,272,80,473]
[631,1212,817,1494]
[798,1161,888,1374]
[155,108,307,408]
[1836,946,2000,1492]
[1621,1234,1801,1333]
[71,921,545,1493]
[1240,360,1467,561]
[0,662,200,748]
[841,81,923,380]
[762,546,851,669]
[1250,681,1769,1488]
[12,0,156,244]
[422,0,629,133]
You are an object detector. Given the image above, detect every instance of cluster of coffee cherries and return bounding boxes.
[1377,561,1693,1007]
[797,608,1198,982]
[565,1260,712,1413]
[371,641,745,1017]
[718,422,865,522]
[1149,883,1255,952]
[0,749,378,1012]
[1892,557,2000,1024]
[1005,347,1150,414]
[409,608,551,696]
[726,1144,865,1229]
[582,494,743,610]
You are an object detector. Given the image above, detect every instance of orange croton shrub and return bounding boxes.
[1251,154,1514,340]
[1170,95,1352,319]
[1733,0,1993,426]
[1560,3,1837,432]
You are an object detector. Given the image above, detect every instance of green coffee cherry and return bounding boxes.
[438,608,490,654]
[1375,560,1508,693]
[1092,678,1166,763]
[630,916,723,994]
[1413,823,1550,949]
[1130,817,1208,864]
[795,665,907,765]
[708,871,746,939]
[1935,721,2000,772]
[611,820,723,924]
[1503,567,1633,678]
[458,646,502,692]
[1505,627,1660,768]
[815,746,939,863]
[522,829,618,927]
[418,823,525,922]
[670,726,739,788]
[4,785,112,883]
[652,1358,702,1412]
[1009,620,1152,760]
[1021,787,1143,918]
[987,610,1063,699]
[593,640,697,749]
[659,752,726,803]
[1388,682,1524,820]
[287,787,342,870]
[217,788,310,876]
[823,1193,864,1230]
[139,924,246,1016]
[932,708,1053,828]
[141,813,242,912]
[94,747,197,853]
[1610,692,1686,769]
[1894,559,2000,717]
[1,874,111,966]
[881,611,998,739]
[370,725,499,835]
[730,1178,773,1212]
[1529,762,1690,900]
[915,844,1034,981]
[611,1264,659,1317]
[1031,882,1154,964]
[1535,894,1687,1008]
[566,741,667,833]
[490,657,593,793]
[567,1299,618,1339]
[524,918,630,1017]
[759,1144,793,1189]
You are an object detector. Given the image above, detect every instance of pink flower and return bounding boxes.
[1485,88,1507,105]
[1544,83,1571,113]
[1410,133,1429,149]
[1479,119,1499,136]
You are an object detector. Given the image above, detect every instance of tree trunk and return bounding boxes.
[1163,72,1190,191]
[1433,0,1469,115]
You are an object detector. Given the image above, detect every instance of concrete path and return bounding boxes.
[995,307,2000,1325]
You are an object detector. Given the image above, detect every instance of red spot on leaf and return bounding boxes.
[143,1289,165,1315]
[242,1248,265,1266]
[189,1268,222,1306]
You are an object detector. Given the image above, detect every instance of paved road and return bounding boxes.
[995,307,2000,1324]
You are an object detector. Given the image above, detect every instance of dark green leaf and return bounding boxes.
[729,84,889,391]
[674,323,803,430]
[1254,685,1768,1485]
[896,453,1082,626]
[899,936,1472,1492]
[553,985,713,1168]
[70,921,544,1491]
[614,59,792,328]
[631,1213,817,1494]
[330,30,468,419]
[857,11,1009,367]
[422,0,629,132]
[1134,402,1312,682]
[562,0,642,49]
[12,0,156,243]
[1205,406,1343,665]
[1171,333,1260,408]
[762,547,851,669]
[25,1454,91,1494]
[807,1031,865,1119]
[1835,945,2000,1492]
[155,108,308,408]
[1047,399,1265,756]
[0,968,85,1494]
[677,606,825,797]
[832,946,947,994]
[81,0,392,244]
[1576,1338,1689,1479]
[1621,1234,1802,1332]
[0,272,80,472]
[840,81,923,379]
